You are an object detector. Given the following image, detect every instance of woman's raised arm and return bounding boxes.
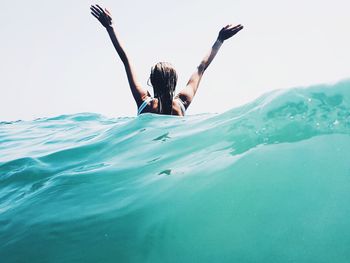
[90,5,148,107]
[175,24,243,109]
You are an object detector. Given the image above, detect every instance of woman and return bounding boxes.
[90,4,243,116]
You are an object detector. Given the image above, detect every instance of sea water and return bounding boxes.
[1,80,350,263]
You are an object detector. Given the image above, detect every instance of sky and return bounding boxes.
[1,0,349,121]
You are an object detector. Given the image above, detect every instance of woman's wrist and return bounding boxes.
[216,38,224,44]
[106,24,114,31]
[214,38,223,49]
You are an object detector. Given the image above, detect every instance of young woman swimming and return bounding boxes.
[90,4,243,116]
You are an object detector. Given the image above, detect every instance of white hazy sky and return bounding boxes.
[1,0,349,121]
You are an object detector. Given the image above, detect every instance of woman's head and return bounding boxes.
[150,62,178,114]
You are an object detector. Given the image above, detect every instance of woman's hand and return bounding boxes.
[90,4,113,29]
[218,24,243,42]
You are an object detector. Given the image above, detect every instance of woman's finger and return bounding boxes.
[105,8,111,16]
[90,10,100,19]
[90,5,101,15]
[229,25,243,32]
[91,11,99,20]
[96,4,105,14]
[228,24,240,30]
[90,7,101,15]
[236,25,244,32]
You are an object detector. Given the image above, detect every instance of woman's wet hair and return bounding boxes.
[150,62,178,114]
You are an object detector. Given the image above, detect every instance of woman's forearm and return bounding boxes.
[180,38,223,104]
[198,39,223,74]
[106,26,129,64]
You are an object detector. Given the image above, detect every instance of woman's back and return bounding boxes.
[138,98,186,116]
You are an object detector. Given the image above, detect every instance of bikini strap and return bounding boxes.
[177,98,186,116]
[137,97,153,115]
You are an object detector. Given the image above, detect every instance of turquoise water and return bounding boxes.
[1,80,350,262]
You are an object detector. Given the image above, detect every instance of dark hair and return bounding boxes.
[150,62,178,114]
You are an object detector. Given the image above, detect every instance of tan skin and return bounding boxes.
[90,5,243,116]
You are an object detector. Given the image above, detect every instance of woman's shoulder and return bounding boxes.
[137,96,154,115]
[172,98,186,116]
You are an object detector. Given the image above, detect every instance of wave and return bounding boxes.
[0,79,350,262]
